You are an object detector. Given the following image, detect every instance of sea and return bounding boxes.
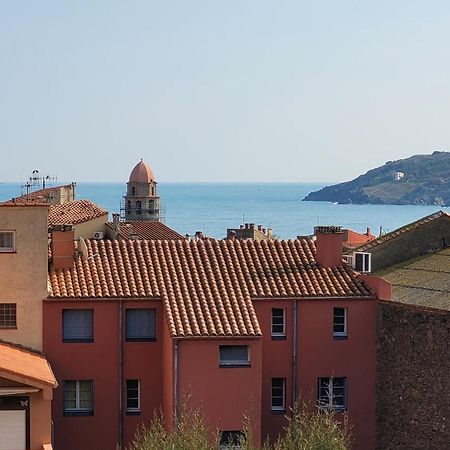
[1,182,448,240]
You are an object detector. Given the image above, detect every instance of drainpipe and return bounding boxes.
[292,300,297,408]
[174,340,179,427]
[118,301,124,449]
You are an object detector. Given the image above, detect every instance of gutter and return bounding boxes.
[118,301,124,450]
[292,300,297,408]
[174,340,179,427]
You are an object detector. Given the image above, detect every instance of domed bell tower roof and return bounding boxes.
[129,159,155,183]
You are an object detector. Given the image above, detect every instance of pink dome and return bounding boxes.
[128,159,155,183]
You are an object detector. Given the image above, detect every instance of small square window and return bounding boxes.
[64,380,93,415]
[63,309,93,342]
[219,345,250,367]
[271,378,286,411]
[318,377,347,412]
[220,430,244,449]
[0,303,16,328]
[126,309,156,341]
[126,379,140,413]
[271,308,285,339]
[333,307,347,339]
[0,231,15,252]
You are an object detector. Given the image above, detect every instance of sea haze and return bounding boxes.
[1,182,448,240]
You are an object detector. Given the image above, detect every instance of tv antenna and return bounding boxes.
[21,170,57,195]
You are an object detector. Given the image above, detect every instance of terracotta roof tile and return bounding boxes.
[11,184,73,203]
[381,247,450,310]
[48,200,108,226]
[0,340,57,387]
[355,211,450,252]
[48,238,372,338]
[105,221,183,240]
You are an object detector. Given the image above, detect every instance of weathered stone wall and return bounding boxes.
[370,217,450,271]
[376,300,450,449]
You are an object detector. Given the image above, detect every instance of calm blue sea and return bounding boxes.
[1,182,448,239]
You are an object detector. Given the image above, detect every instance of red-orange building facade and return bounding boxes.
[43,228,389,450]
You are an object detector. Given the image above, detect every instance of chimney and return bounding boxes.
[51,225,75,270]
[112,213,120,239]
[366,227,371,236]
[195,231,204,241]
[314,226,343,267]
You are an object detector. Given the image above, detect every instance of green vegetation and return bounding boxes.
[303,151,450,205]
[127,401,351,450]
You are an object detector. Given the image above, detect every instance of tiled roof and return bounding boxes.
[0,340,57,387]
[49,200,108,226]
[354,211,450,252]
[12,184,73,203]
[105,221,183,240]
[48,238,372,338]
[380,247,450,310]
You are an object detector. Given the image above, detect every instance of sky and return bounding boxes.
[1,1,450,183]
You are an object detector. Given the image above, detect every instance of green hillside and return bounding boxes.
[303,151,450,205]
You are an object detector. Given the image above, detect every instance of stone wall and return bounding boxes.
[376,300,450,449]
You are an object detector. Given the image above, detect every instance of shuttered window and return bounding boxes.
[0,410,26,450]
[126,309,156,341]
[63,309,93,342]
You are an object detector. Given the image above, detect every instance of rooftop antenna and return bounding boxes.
[21,170,57,194]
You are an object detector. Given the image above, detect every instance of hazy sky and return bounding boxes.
[1,1,450,183]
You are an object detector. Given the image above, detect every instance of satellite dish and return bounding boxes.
[78,237,88,260]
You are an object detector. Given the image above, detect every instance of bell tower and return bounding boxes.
[123,159,160,221]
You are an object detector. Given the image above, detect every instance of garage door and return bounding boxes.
[0,410,26,450]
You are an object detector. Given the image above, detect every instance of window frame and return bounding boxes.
[0,230,16,253]
[271,378,286,412]
[271,308,286,339]
[220,430,244,449]
[62,309,94,343]
[333,307,347,340]
[126,379,141,415]
[0,303,17,329]
[219,345,250,368]
[318,377,347,412]
[63,380,94,416]
[125,308,156,342]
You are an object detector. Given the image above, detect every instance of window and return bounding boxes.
[271,378,286,411]
[131,186,136,196]
[219,345,250,367]
[353,252,371,273]
[0,231,15,252]
[63,309,93,342]
[64,380,93,415]
[318,377,347,411]
[127,200,131,214]
[271,308,285,339]
[0,303,16,328]
[126,379,140,413]
[126,309,156,341]
[135,201,142,214]
[220,431,243,449]
[333,307,347,339]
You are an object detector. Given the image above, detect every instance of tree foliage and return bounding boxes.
[127,400,351,450]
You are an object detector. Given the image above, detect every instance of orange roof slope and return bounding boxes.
[49,200,108,226]
[12,184,73,203]
[0,341,57,387]
[105,221,183,240]
[48,238,371,338]
[355,211,450,252]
